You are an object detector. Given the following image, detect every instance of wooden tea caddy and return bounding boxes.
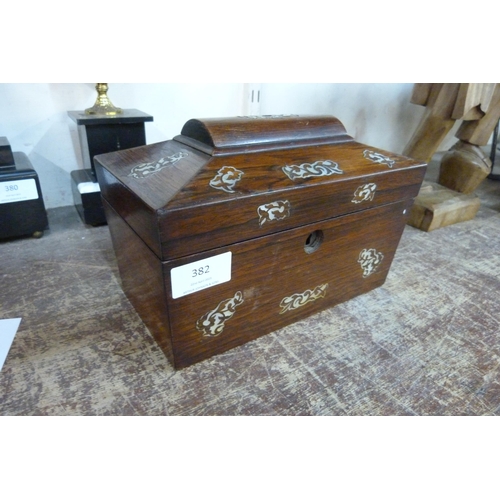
[94,115,426,369]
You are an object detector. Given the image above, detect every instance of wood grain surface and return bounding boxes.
[95,116,426,260]
[96,116,426,367]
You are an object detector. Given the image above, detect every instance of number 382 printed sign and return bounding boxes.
[170,252,232,299]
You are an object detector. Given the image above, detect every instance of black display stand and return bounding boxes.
[68,109,153,225]
[0,137,49,240]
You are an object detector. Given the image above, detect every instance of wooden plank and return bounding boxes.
[407,182,480,232]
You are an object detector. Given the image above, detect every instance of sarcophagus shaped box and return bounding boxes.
[94,116,426,369]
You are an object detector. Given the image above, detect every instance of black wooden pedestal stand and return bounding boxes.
[68,109,153,225]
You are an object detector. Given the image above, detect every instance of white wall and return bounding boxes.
[0,83,248,208]
[260,83,430,153]
[0,83,456,209]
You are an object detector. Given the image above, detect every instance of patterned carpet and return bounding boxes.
[1,159,500,415]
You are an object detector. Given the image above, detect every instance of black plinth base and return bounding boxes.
[0,152,49,240]
[71,169,106,226]
[68,109,153,177]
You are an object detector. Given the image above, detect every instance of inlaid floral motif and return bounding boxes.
[128,150,188,179]
[352,183,377,204]
[282,160,343,181]
[209,166,245,193]
[279,284,328,314]
[363,150,396,168]
[196,291,244,337]
[257,200,291,226]
[358,248,384,277]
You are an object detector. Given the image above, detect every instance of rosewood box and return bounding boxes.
[94,116,426,369]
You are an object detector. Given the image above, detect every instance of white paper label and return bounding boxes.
[171,252,232,299]
[78,181,100,194]
[0,179,39,204]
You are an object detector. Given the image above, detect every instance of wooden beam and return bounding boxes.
[403,84,460,162]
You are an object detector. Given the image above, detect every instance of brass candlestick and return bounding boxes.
[85,83,122,115]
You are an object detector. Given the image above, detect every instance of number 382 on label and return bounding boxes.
[192,266,209,277]
[170,251,232,299]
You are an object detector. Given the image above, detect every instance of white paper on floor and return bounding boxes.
[0,318,21,370]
